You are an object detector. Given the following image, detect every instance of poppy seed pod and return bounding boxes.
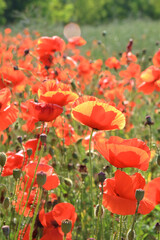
[37,171,47,187]
[27,148,33,158]
[13,169,21,180]
[61,219,72,235]
[2,225,10,237]
[0,152,6,167]
[40,133,47,144]
[135,189,144,202]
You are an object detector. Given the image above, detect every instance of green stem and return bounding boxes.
[131,201,140,232]
[29,187,42,240]
[118,215,123,240]
[89,129,94,233]
[14,144,44,239]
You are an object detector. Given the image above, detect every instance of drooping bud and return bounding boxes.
[3,197,9,209]
[37,171,47,187]
[17,136,23,144]
[2,225,10,237]
[13,169,21,180]
[0,152,6,167]
[61,219,72,235]
[64,178,73,187]
[127,229,135,240]
[135,189,144,202]
[102,31,107,37]
[94,204,105,218]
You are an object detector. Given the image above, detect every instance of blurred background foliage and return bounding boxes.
[1,0,160,25]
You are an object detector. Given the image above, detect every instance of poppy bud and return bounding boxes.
[3,197,9,209]
[13,169,21,180]
[102,30,107,36]
[135,189,144,202]
[37,171,47,187]
[157,155,160,166]
[97,40,102,45]
[40,133,47,144]
[71,81,76,91]
[0,184,7,203]
[24,49,29,56]
[49,147,54,157]
[2,225,10,237]
[13,66,19,71]
[68,163,74,171]
[94,204,105,218]
[27,148,33,158]
[61,219,72,235]
[72,152,78,159]
[145,115,154,126]
[127,229,135,240]
[0,152,6,167]
[17,136,23,144]
[98,172,106,184]
[142,49,147,55]
[155,222,160,233]
[64,178,73,187]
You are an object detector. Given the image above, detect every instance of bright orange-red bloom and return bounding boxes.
[144,177,160,205]
[39,202,77,240]
[105,57,121,70]
[68,36,86,47]
[23,100,63,131]
[153,49,160,67]
[138,66,160,94]
[71,96,125,130]
[95,136,150,170]
[102,170,155,215]
[37,36,65,55]
[38,80,78,106]
[0,88,18,131]
[24,162,60,190]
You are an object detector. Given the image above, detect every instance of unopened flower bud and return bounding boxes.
[0,152,6,167]
[145,115,154,126]
[13,169,21,180]
[37,171,47,187]
[135,189,144,202]
[61,219,72,235]
[97,40,102,45]
[98,172,106,184]
[155,222,160,233]
[2,225,10,237]
[102,30,107,36]
[13,66,19,71]
[127,229,135,240]
[24,49,30,56]
[157,155,160,166]
[94,204,105,218]
[40,134,47,144]
[64,178,73,187]
[27,148,33,158]
[3,197,9,209]
[49,147,54,157]
[17,136,23,144]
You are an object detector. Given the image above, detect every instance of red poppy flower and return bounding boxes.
[0,88,18,131]
[1,151,24,176]
[137,66,160,94]
[105,57,121,70]
[24,100,63,131]
[153,49,160,67]
[120,52,137,65]
[24,162,60,190]
[119,63,141,79]
[37,36,65,56]
[68,36,86,47]
[71,96,125,130]
[38,80,78,106]
[144,177,160,206]
[95,136,150,170]
[39,202,77,240]
[102,170,155,215]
